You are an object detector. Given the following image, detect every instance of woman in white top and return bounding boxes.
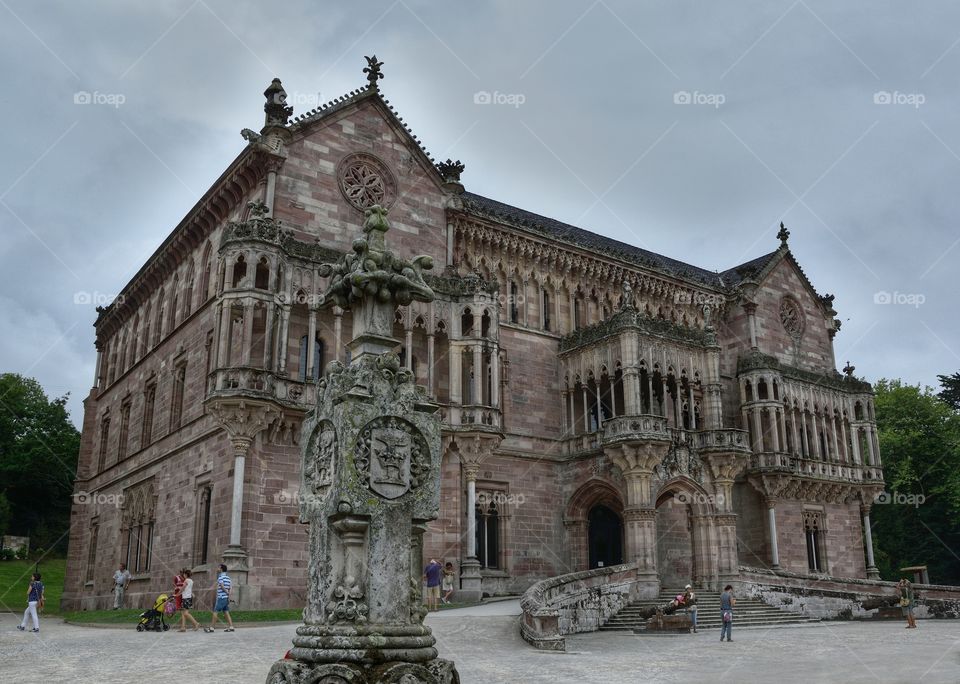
[178,569,201,631]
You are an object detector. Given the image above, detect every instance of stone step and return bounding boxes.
[602,591,818,632]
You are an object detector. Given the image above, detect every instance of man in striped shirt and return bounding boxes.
[204,564,235,632]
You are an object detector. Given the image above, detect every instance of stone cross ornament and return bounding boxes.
[266,206,459,684]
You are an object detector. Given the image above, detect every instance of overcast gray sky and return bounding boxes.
[2,1,958,426]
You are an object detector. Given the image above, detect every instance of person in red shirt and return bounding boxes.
[173,569,186,612]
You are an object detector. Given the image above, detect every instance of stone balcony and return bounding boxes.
[692,427,751,454]
[208,366,317,408]
[601,414,672,447]
[748,450,884,484]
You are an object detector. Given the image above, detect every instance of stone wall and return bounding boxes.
[738,567,960,620]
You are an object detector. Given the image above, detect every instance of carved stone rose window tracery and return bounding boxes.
[779,296,805,340]
[337,153,396,211]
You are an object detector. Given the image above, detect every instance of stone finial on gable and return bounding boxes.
[363,55,384,89]
[264,78,293,126]
[437,159,465,183]
[777,221,790,248]
[843,360,856,377]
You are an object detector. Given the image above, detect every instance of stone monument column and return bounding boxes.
[266,201,459,684]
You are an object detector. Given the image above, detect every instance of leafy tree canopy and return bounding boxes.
[872,379,960,584]
[0,373,80,552]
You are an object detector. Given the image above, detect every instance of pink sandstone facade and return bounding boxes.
[63,65,885,610]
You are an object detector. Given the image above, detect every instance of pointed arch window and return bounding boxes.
[299,335,325,381]
[804,510,827,573]
[475,497,501,569]
[542,289,551,331]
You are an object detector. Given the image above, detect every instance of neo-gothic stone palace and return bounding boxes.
[63,63,886,611]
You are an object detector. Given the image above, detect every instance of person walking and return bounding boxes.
[423,558,442,611]
[441,562,456,605]
[683,584,698,633]
[898,578,917,629]
[205,564,235,632]
[173,568,186,614]
[719,584,735,642]
[112,563,132,609]
[177,569,201,632]
[17,573,44,633]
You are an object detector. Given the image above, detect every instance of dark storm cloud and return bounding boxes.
[1,0,958,426]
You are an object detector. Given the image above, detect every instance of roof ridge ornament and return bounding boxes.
[263,78,293,126]
[843,360,856,377]
[777,221,790,248]
[437,159,464,183]
[363,55,384,90]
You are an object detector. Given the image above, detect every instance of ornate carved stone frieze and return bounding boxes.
[559,307,712,354]
[654,443,704,484]
[737,349,873,393]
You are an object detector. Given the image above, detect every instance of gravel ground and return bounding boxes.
[1,606,958,683]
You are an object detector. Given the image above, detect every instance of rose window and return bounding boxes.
[779,297,805,339]
[337,154,396,210]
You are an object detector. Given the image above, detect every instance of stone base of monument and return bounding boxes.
[637,611,692,634]
[266,658,459,684]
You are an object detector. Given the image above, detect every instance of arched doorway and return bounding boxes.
[588,504,623,569]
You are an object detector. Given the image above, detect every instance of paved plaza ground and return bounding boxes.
[1,601,958,683]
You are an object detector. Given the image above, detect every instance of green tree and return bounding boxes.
[0,492,11,539]
[0,373,80,554]
[938,371,960,410]
[872,379,960,584]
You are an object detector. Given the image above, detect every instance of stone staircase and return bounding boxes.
[600,589,818,632]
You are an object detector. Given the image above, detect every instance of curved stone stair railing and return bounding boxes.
[520,562,651,650]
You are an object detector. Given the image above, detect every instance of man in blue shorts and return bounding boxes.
[423,558,443,612]
[205,564,235,632]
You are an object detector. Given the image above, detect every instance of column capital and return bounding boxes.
[207,398,278,445]
[463,464,479,482]
[230,436,253,458]
[623,506,656,522]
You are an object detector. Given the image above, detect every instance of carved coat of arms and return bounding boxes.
[369,427,412,499]
[355,416,429,500]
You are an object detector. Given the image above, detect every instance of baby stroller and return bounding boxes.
[136,593,172,632]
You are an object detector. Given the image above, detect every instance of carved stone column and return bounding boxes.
[460,463,482,602]
[743,300,759,350]
[606,439,671,585]
[426,332,435,397]
[748,474,790,571]
[206,399,278,581]
[702,446,749,584]
[861,502,880,579]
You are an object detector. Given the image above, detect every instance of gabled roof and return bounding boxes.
[287,85,445,189]
[718,250,781,287]
[460,192,728,290]
[719,247,833,314]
